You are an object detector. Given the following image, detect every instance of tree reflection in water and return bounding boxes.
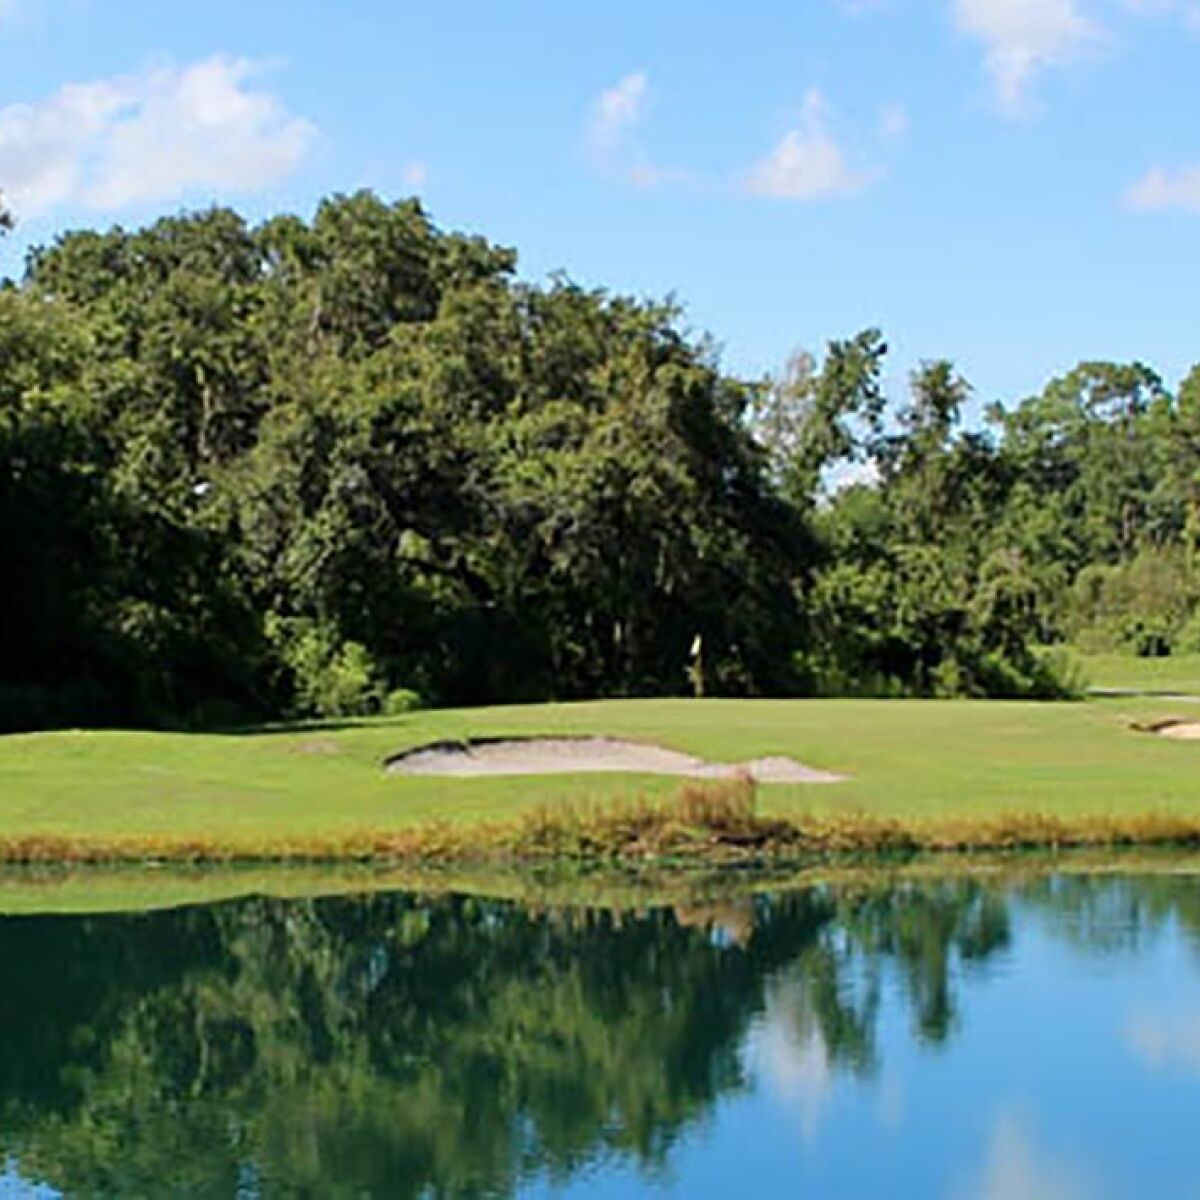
[0,872,1193,1197]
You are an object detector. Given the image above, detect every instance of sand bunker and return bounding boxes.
[386,737,846,784]
[1143,719,1200,741]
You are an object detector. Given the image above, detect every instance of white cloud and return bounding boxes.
[0,55,315,218]
[953,0,1100,113]
[584,72,685,189]
[0,77,129,214]
[1123,0,1200,28]
[1125,165,1200,213]
[745,89,873,200]
[588,71,649,157]
[879,101,911,140]
[401,160,429,192]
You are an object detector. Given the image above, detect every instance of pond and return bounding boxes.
[2,868,1200,1197]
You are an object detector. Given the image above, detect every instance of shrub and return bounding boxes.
[384,687,425,715]
[266,617,385,718]
[1174,608,1200,655]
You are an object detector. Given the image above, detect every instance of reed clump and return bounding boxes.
[511,776,804,862]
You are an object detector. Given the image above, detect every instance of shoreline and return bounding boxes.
[5,791,1200,867]
[3,843,1200,918]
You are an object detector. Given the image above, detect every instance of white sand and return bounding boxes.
[386,737,845,784]
[1154,721,1200,741]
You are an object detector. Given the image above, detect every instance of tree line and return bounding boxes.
[1,191,1196,728]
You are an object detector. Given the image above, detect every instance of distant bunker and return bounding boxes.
[1141,719,1200,741]
[385,736,846,784]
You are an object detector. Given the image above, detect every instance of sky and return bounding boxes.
[0,0,1198,413]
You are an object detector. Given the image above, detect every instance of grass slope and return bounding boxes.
[1,697,1199,855]
[1076,652,1200,696]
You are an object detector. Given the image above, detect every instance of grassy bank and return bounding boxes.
[2,696,1200,864]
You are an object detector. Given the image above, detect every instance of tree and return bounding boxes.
[751,329,887,508]
[7,191,1189,723]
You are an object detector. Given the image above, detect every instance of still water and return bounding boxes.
[2,871,1200,1197]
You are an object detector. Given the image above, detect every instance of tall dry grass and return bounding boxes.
[3,779,1200,865]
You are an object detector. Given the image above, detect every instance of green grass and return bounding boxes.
[1,697,1200,854]
[1074,651,1200,696]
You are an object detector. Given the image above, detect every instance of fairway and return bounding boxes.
[1078,652,1200,696]
[1,696,1199,852]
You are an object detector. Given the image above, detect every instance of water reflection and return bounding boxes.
[953,1112,1096,1200]
[0,872,1198,1196]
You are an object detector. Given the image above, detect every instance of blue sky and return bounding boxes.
[1,0,1198,412]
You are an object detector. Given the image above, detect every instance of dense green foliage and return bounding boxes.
[0,192,1195,727]
[0,195,804,727]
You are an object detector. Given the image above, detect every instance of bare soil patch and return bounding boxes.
[385,736,846,784]
[289,738,341,756]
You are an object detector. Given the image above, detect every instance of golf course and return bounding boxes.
[10,15,1200,1195]
[6,191,1200,874]
[3,657,1199,864]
